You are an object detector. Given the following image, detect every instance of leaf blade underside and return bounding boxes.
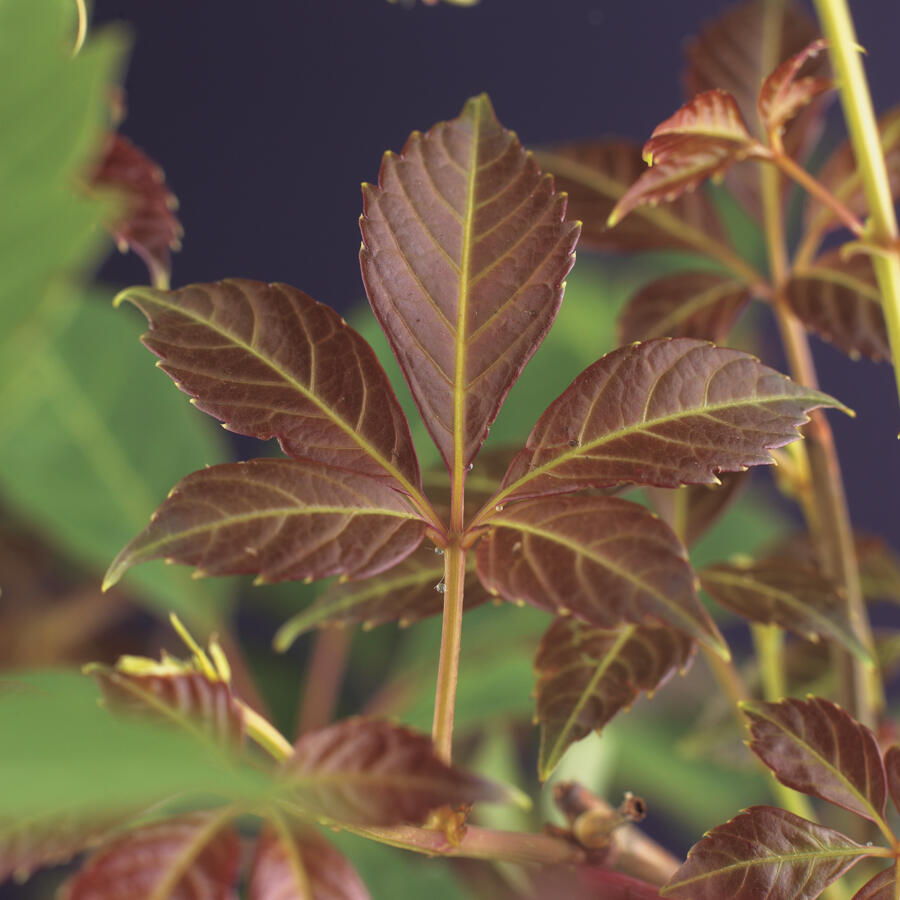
[742,697,888,825]
[661,806,866,900]
[497,338,845,503]
[116,279,421,493]
[284,718,506,826]
[475,493,725,655]
[360,93,580,476]
[852,866,896,900]
[535,617,695,779]
[104,459,425,590]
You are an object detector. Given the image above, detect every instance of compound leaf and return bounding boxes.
[104,459,425,590]
[284,718,506,825]
[497,339,844,503]
[360,93,580,475]
[700,559,873,664]
[535,617,694,779]
[61,812,240,900]
[618,271,750,344]
[661,806,866,900]
[785,253,890,362]
[248,822,370,900]
[116,279,421,493]
[476,493,725,654]
[742,697,887,824]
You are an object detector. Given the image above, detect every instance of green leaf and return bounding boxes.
[360,93,580,477]
[104,459,425,590]
[534,618,694,780]
[661,806,866,900]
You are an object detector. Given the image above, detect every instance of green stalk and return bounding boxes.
[813,0,900,404]
[752,624,786,702]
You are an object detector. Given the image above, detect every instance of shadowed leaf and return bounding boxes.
[497,339,844,502]
[609,91,760,227]
[535,617,694,779]
[360,93,580,474]
[92,133,183,288]
[116,279,421,492]
[284,718,506,825]
[700,559,873,664]
[885,746,900,817]
[853,868,895,900]
[104,459,425,590]
[61,813,240,900]
[618,271,750,344]
[274,544,489,650]
[757,39,832,140]
[742,697,887,824]
[661,806,866,900]
[248,822,370,900]
[476,494,725,654]
[785,253,889,362]
[535,140,726,252]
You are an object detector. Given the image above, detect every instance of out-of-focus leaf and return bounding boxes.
[856,536,900,605]
[274,544,488,650]
[116,279,421,492]
[661,806,866,900]
[104,459,425,590]
[609,91,760,227]
[535,140,726,253]
[534,617,694,779]
[92,133,183,288]
[284,718,506,825]
[61,812,240,900]
[853,868,895,900]
[884,746,900,817]
[496,339,844,503]
[757,39,832,140]
[360,93,580,473]
[248,822,370,900]
[476,494,725,654]
[506,865,664,900]
[742,697,887,824]
[700,559,872,663]
[785,253,890,362]
[618,270,750,344]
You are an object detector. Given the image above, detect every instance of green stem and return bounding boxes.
[431,541,466,762]
[752,624,786,702]
[813,0,900,405]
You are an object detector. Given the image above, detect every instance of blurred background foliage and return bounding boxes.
[2,0,897,897]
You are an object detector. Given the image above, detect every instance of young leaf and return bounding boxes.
[853,868,895,900]
[360,94,580,476]
[61,812,240,900]
[274,544,489,650]
[475,494,725,654]
[757,39,832,141]
[248,822,370,900]
[700,559,873,664]
[742,697,887,824]
[661,806,866,900]
[496,339,845,503]
[785,254,890,362]
[618,271,750,344]
[91,133,183,288]
[116,279,422,493]
[534,617,694,779]
[609,91,760,227]
[283,718,505,825]
[103,459,425,590]
[884,745,900,817]
[535,140,726,253]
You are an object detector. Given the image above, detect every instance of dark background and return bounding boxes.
[90,0,900,544]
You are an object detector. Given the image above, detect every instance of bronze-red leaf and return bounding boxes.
[360,94,580,475]
[853,868,896,900]
[248,823,370,900]
[284,718,505,825]
[661,806,866,900]
[742,697,888,824]
[497,339,844,502]
[104,459,425,590]
[884,745,900,817]
[476,494,725,655]
[61,813,240,900]
[116,279,421,492]
[535,617,694,779]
